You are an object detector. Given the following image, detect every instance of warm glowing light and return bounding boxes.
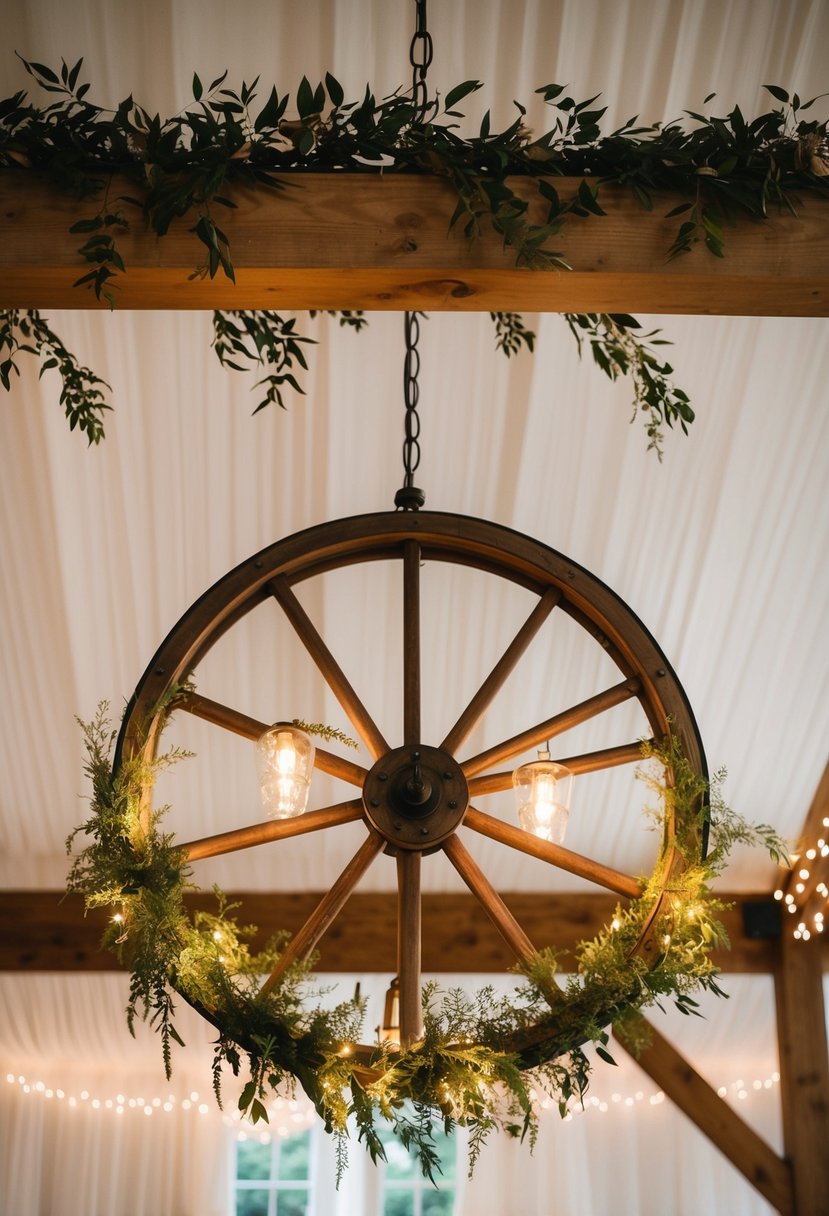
[513,751,573,844]
[773,889,783,900]
[799,868,810,880]
[112,913,124,924]
[256,724,315,820]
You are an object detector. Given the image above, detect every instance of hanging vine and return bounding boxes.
[1,58,826,449]
[66,701,786,1182]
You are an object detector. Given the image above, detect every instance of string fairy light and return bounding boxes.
[3,1071,315,1142]
[774,814,829,942]
[6,1063,782,1138]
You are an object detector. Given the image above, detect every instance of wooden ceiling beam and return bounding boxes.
[0,889,801,974]
[1,173,827,315]
[616,1013,794,1216]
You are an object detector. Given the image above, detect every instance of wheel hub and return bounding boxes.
[362,745,469,850]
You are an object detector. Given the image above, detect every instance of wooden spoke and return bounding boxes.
[181,800,364,862]
[442,835,537,963]
[313,746,368,789]
[397,851,423,1046]
[403,541,421,746]
[269,575,389,760]
[260,832,383,996]
[441,587,560,755]
[464,806,643,899]
[461,678,640,778]
[180,692,368,786]
[467,740,649,797]
[182,692,266,739]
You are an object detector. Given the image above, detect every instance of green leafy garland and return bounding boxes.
[3,60,825,450]
[66,702,786,1181]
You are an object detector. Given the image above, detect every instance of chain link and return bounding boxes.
[409,0,433,123]
[394,311,426,511]
[394,2,431,511]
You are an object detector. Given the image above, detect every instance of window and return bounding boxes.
[378,1124,459,1216]
[234,1129,314,1216]
[231,1118,461,1216]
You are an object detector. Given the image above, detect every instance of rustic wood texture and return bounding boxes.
[181,692,368,786]
[403,540,421,747]
[441,587,560,755]
[442,836,538,962]
[182,800,364,861]
[461,678,640,776]
[774,928,829,1216]
[2,174,827,314]
[113,513,705,811]
[0,890,792,973]
[617,1014,794,1216]
[397,851,423,1046]
[269,574,389,759]
[463,806,643,899]
[259,832,384,995]
[467,740,646,796]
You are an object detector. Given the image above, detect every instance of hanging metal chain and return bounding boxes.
[394,311,426,511]
[394,2,432,511]
[409,0,433,123]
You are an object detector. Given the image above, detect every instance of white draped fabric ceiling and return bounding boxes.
[1,1,828,1213]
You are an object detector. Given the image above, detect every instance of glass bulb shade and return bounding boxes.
[512,760,573,844]
[255,723,315,820]
[378,978,400,1047]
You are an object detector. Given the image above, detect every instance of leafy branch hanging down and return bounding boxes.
[67,697,789,1182]
[563,313,694,458]
[1,303,693,454]
[490,311,536,357]
[0,308,110,443]
[212,310,315,412]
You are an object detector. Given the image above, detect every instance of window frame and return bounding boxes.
[228,1117,465,1216]
[232,1126,318,1216]
[374,1122,464,1216]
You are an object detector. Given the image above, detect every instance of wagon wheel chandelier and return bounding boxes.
[107,1,708,1144]
[115,304,706,1051]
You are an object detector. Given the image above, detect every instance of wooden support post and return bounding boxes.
[617,1014,794,1215]
[775,929,829,1216]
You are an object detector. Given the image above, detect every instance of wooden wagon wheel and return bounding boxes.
[116,510,706,1060]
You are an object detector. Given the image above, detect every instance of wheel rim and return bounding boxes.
[116,510,707,1054]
